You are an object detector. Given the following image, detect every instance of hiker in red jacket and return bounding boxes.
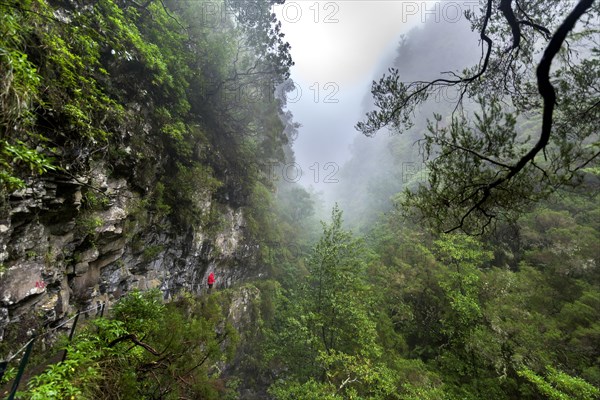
[207,271,215,291]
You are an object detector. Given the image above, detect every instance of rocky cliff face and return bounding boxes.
[0,161,260,342]
[0,0,290,350]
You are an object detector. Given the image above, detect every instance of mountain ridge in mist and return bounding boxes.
[329,17,481,231]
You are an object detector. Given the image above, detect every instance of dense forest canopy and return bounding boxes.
[0,0,295,214]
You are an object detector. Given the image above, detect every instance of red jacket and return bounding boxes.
[207,272,215,285]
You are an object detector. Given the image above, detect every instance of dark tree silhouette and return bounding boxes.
[357,0,599,234]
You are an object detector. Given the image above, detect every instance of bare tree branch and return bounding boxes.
[438,139,514,170]
[357,0,495,136]
[499,0,521,50]
[442,0,597,233]
[108,334,161,356]
[518,20,551,38]
[515,0,551,38]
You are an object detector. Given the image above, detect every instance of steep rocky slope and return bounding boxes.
[0,161,260,342]
[0,0,293,345]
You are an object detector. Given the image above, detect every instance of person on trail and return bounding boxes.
[207,271,215,291]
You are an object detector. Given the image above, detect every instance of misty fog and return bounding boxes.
[274,1,482,227]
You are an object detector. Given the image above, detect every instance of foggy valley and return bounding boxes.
[0,1,598,398]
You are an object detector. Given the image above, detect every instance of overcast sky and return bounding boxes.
[274,0,478,188]
[272,1,410,189]
[272,0,478,189]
